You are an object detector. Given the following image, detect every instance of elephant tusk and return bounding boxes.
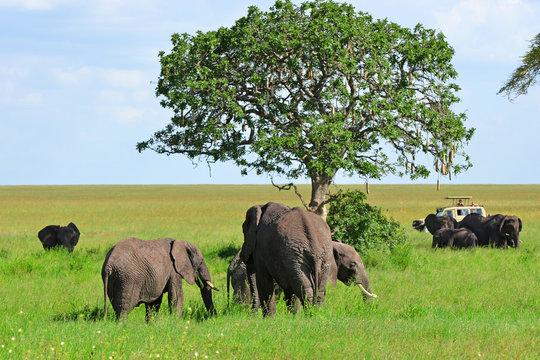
[206,280,220,291]
[357,284,377,298]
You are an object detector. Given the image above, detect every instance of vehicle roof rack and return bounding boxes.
[444,196,472,199]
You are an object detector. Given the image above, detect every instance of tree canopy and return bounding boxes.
[137,0,474,217]
[498,33,540,100]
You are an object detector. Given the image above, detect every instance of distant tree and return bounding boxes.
[498,33,540,100]
[137,0,474,218]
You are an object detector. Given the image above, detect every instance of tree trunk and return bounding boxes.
[309,175,333,221]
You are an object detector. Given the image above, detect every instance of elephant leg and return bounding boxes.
[283,289,300,314]
[145,295,163,321]
[256,269,276,317]
[168,279,184,316]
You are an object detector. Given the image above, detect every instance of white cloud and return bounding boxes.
[435,0,539,62]
[16,92,44,106]
[53,67,143,88]
[112,106,144,124]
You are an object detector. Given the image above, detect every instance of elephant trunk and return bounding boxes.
[196,262,218,315]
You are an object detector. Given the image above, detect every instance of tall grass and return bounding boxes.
[0,185,538,359]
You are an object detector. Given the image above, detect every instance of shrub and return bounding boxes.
[327,190,406,254]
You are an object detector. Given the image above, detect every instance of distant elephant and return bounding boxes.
[38,222,80,252]
[240,202,333,316]
[227,250,259,309]
[432,228,478,249]
[459,213,522,248]
[102,237,219,321]
[329,241,377,300]
[424,214,458,235]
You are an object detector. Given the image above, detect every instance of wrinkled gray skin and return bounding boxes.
[432,228,478,249]
[328,242,377,301]
[229,242,377,309]
[227,250,259,309]
[424,214,458,235]
[102,237,218,321]
[38,222,80,252]
[459,213,522,248]
[240,202,333,316]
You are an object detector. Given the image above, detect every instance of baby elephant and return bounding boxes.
[102,237,219,321]
[432,228,478,249]
[38,222,80,252]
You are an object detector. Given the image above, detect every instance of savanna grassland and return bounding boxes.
[0,184,538,359]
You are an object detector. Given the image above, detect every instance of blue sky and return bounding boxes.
[1,0,539,185]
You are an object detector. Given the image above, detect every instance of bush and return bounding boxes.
[326,190,406,254]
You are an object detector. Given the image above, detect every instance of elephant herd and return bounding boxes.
[425,213,522,250]
[37,202,377,320]
[37,203,522,321]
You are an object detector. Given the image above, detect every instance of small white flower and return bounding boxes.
[1,345,4,348]
[216,350,219,354]
[51,347,55,351]
[109,357,113,359]
[195,352,199,357]
[8,350,12,353]
[186,320,190,324]
[11,337,15,341]
[157,355,160,358]
[18,329,22,333]
[98,330,101,334]
[61,342,65,346]
[220,332,223,336]
[19,311,23,314]
[93,345,96,349]
[204,356,208,359]
[188,307,192,311]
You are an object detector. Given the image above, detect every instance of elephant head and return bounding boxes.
[171,240,218,315]
[330,242,377,300]
[432,228,452,248]
[497,215,522,248]
[38,222,80,252]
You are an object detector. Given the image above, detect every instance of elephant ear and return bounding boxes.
[240,205,262,263]
[518,217,522,232]
[328,244,339,287]
[170,240,196,285]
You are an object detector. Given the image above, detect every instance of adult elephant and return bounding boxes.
[102,237,219,321]
[432,228,478,249]
[459,213,522,248]
[424,214,458,235]
[240,202,333,316]
[228,241,377,309]
[38,222,80,252]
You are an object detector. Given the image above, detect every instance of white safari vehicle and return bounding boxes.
[412,196,487,231]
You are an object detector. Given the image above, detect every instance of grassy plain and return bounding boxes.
[0,184,538,359]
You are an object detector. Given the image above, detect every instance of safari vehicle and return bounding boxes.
[412,196,487,231]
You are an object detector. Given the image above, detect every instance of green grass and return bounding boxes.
[0,185,538,359]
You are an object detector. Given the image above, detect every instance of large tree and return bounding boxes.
[498,33,540,100]
[138,0,474,218]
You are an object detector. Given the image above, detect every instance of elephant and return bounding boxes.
[424,214,458,235]
[459,213,522,248]
[38,222,80,252]
[239,202,333,316]
[226,250,259,309]
[228,241,377,310]
[102,237,219,321]
[328,241,377,300]
[432,228,478,249]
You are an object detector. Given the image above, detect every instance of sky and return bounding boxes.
[1,0,539,186]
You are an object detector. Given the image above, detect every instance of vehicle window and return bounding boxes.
[445,210,453,217]
[471,208,482,214]
[457,209,469,216]
[436,210,443,216]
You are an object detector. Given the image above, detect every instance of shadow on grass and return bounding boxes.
[207,242,240,262]
[52,304,104,322]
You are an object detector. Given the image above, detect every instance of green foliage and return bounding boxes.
[498,33,540,100]
[139,0,473,189]
[326,190,406,253]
